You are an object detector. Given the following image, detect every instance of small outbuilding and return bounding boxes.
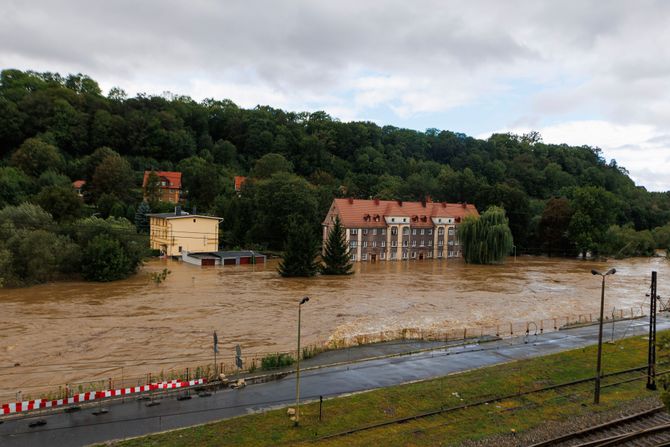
[182,250,266,267]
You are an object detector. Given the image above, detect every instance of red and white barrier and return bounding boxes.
[1,378,206,415]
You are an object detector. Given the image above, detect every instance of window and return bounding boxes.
[403,227,409,236]
[350,228,358,236]
[381,228,386,235]
[350,241,357,247]
[420,229,425,235]
[363,229,368,235]
[380,252,386,260]
[351,254,357,261]
[391,251,397,259]
[428,229,433,235]
[402,251,408,259]
[391,218,395,222]
[391,227,398,236]
[438,250,443,258]
[372,229,377,235]
[362,253,367,261]
[438,240,443,246]
[448,240,454,245]
[412,229,417,235]
[372,241,377,248]
[449,251,454,257]
[363,241,368,248]
[411,251,416,258]
[427,252,433,258]
[403,240,408,247]
[448,228,455,236]
[381,240,386,247]
[411,240,417,247]
[420,239,424,247]
[428,240,433,247]
[193,218,196,222]
[438,228,445,236]
[391,240,397,247]
[178,246,182,253]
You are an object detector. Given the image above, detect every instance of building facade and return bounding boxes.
[322,198,478,262]
[148,209,223,257]
[143,171,182,203]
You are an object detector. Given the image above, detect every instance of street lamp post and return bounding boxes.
[592,268,616,404]
[295,296,309,426]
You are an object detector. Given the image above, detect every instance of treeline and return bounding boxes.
[1,69,670,285]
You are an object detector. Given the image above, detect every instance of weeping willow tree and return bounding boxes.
[459,206,514,264]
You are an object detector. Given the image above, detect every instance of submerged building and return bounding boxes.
[322,198,478,262]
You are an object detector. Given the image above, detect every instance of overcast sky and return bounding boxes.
[2,1,670,190]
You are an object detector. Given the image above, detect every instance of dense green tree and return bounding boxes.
[278,218,321,277]
[4,229,80,285]
[80,234,133,281]
[252,153,293,178]
[90,154,136,201]
[459,206,514,264]
[9,138,64,176]
[0,167,35,207]
[35,185,82,221]
[134,201,151,233]
[144,170,161,205]
[566,186,620,256]
[539,197,574,256]
[321,217,353,275]
[602,225,655,258]
[251,172,319,250]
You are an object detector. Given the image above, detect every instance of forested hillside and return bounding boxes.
[1,69,670,285]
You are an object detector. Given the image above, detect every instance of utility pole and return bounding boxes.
[647,271,657,390]
[295,297,309,426]
[592,268,616,405]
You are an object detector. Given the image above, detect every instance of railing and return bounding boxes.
[0,306,649,406]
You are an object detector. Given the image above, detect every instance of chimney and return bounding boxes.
[442,202,447,208]
[426,195,432,203]
[348,197,354,204]
[397,200,403,207]
[374,198,380,205]
[421,200,426,208]
[462,202,467,208]
[175,205,182,216]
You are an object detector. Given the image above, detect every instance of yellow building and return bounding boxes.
[148,210,223,257]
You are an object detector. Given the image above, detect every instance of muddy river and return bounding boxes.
[0,256,667,401]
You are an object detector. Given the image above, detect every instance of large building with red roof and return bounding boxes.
[322,198,479,261]
[143,171,182,203]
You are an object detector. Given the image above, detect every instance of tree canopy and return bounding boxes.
[459,206,514,264]
[1,68,670,283]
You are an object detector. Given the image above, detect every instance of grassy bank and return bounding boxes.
[109,332,666,447]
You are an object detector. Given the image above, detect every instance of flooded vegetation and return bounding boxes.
[0,256,666,400]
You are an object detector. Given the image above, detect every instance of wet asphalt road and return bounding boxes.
[1,316,667,447]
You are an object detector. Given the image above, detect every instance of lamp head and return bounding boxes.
[606,268,616,275]
[591,269,601,276]
[300,297,310,305]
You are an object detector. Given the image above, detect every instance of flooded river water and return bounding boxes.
[0,256,667,400]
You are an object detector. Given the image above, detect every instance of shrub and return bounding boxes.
[260,353,295,370]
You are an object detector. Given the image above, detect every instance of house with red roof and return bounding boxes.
[322,198,479,262]
[234,176,246,193]
[143,171,182,203]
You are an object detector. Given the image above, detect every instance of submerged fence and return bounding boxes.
[0,305,649,406]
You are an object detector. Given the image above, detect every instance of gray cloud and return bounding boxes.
[2,1,670,188]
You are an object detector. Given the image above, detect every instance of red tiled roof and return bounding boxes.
[143,171,182,189]
[234,176,247,191]
[323,198,479,228]
[72,180,86,188]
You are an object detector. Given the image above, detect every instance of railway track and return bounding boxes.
[529,405,670,446]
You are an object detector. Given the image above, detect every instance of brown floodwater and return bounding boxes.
[0,256,666,401]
